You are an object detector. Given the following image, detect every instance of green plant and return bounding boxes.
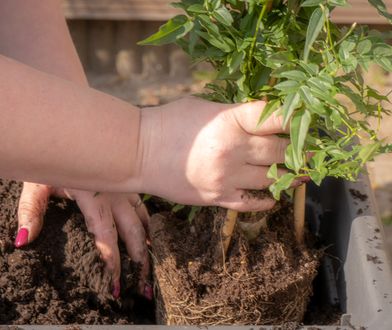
[140,0,392,198]
[139,1,392,257]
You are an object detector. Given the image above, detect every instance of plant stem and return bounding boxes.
[294,183,306,245]
[218,209,238,264]
[246,0,273,74]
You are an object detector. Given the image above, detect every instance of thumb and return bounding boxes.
[231,100,288,135]
[15,182,51,248]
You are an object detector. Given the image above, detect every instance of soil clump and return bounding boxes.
[149,202,320,325]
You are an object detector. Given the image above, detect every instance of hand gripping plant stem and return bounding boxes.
[218,1,275,264]
[139,0,392,261]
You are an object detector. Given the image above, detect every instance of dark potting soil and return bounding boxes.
[0,180,153,325]
[149,202,321,325]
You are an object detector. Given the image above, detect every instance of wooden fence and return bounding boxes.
[64,0,392,78]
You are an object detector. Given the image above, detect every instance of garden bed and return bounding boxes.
[0,174,391,329]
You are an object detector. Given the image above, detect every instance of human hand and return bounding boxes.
[14,182,151,300]
[137,97,305,211]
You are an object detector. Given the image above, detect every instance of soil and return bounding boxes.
[149,201,320,325]
[0,179,153,325]
[349,189,368,202]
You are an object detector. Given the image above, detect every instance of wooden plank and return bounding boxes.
[63,0,180,21]
[63,0,392,24]
[88,20,115,73]
[140,21,170,76]
[332,0,392,24]
[115,21,143,78]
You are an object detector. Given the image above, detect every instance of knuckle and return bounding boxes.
[277,138,289,157]
[273,112,284,129]
[18,201,44,219]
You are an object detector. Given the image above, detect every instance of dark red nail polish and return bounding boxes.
[112,281,120,299]
[15,228,29,248]
[144,283,153,300]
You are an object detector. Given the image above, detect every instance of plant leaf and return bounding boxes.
[301,0,324,7]
[215,6,234,26]
[290,109,312,172]
[358,142,381,165]
[138,15,194,45]
[368,0,392,24]
[257,99,280,127]
[304,7,326,62]
[282,92,301,128]
[269,173,296,200]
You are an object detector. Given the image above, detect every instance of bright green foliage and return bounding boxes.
[140,0,392,199]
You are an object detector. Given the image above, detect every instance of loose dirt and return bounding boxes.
[0,179,152,325]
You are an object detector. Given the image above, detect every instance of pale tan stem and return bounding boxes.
[220,209,238,259]
[294,184,306,245]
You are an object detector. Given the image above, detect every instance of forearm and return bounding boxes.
[0,54,142,192]
[0,0,143,192]
[0,0,87,85]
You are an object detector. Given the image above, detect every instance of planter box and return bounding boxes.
[2,173,392,329]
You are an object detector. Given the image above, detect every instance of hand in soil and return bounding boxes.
[15,182,151,299]
[139,97,303,212]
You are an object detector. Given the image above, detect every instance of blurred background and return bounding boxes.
[62,0,392,252]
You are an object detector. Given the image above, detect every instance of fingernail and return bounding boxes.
[112,281,121,299]
[300,176,311,183]
[144,283,153,300]
[15,228,29,248]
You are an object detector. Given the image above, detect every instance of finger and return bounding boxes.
[247,135,289,165]
[76,193,121,298]
[231,165,284,190]
[234,165,309,191]
[127,194,150,233]
[218,190,277,213]
[16,183,52,247]
[112,199,150,298]
[232,101,288,135]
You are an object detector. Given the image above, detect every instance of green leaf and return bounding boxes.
[257,99,280,127]
[368,0,392,24]
[301,0,324,7]
[269,173,296,200]
[309,167,328,185]
[366,86,391,101]
[299,85,326,115]
[299,62,320,75]
[290,109,312,171]
[304,7,326,63]
[328,0,348,7]
[187,4,207,14]
[188,206,200,223]
[274,80,301,93]
[215,6,234,26]
[197,31,234,52]
[284,144,297,171]
[282,92,301,128]
[277,70,308,81]
[376,57,392,72]
[310,151,327,169]
[172,204,185,213]
[138,15,194,45]
[227,50,245,74]
[267,163,279,180]
[358,142,381,165]
[357,39,372,55]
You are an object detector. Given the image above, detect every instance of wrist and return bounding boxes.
[129,105,164,195]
